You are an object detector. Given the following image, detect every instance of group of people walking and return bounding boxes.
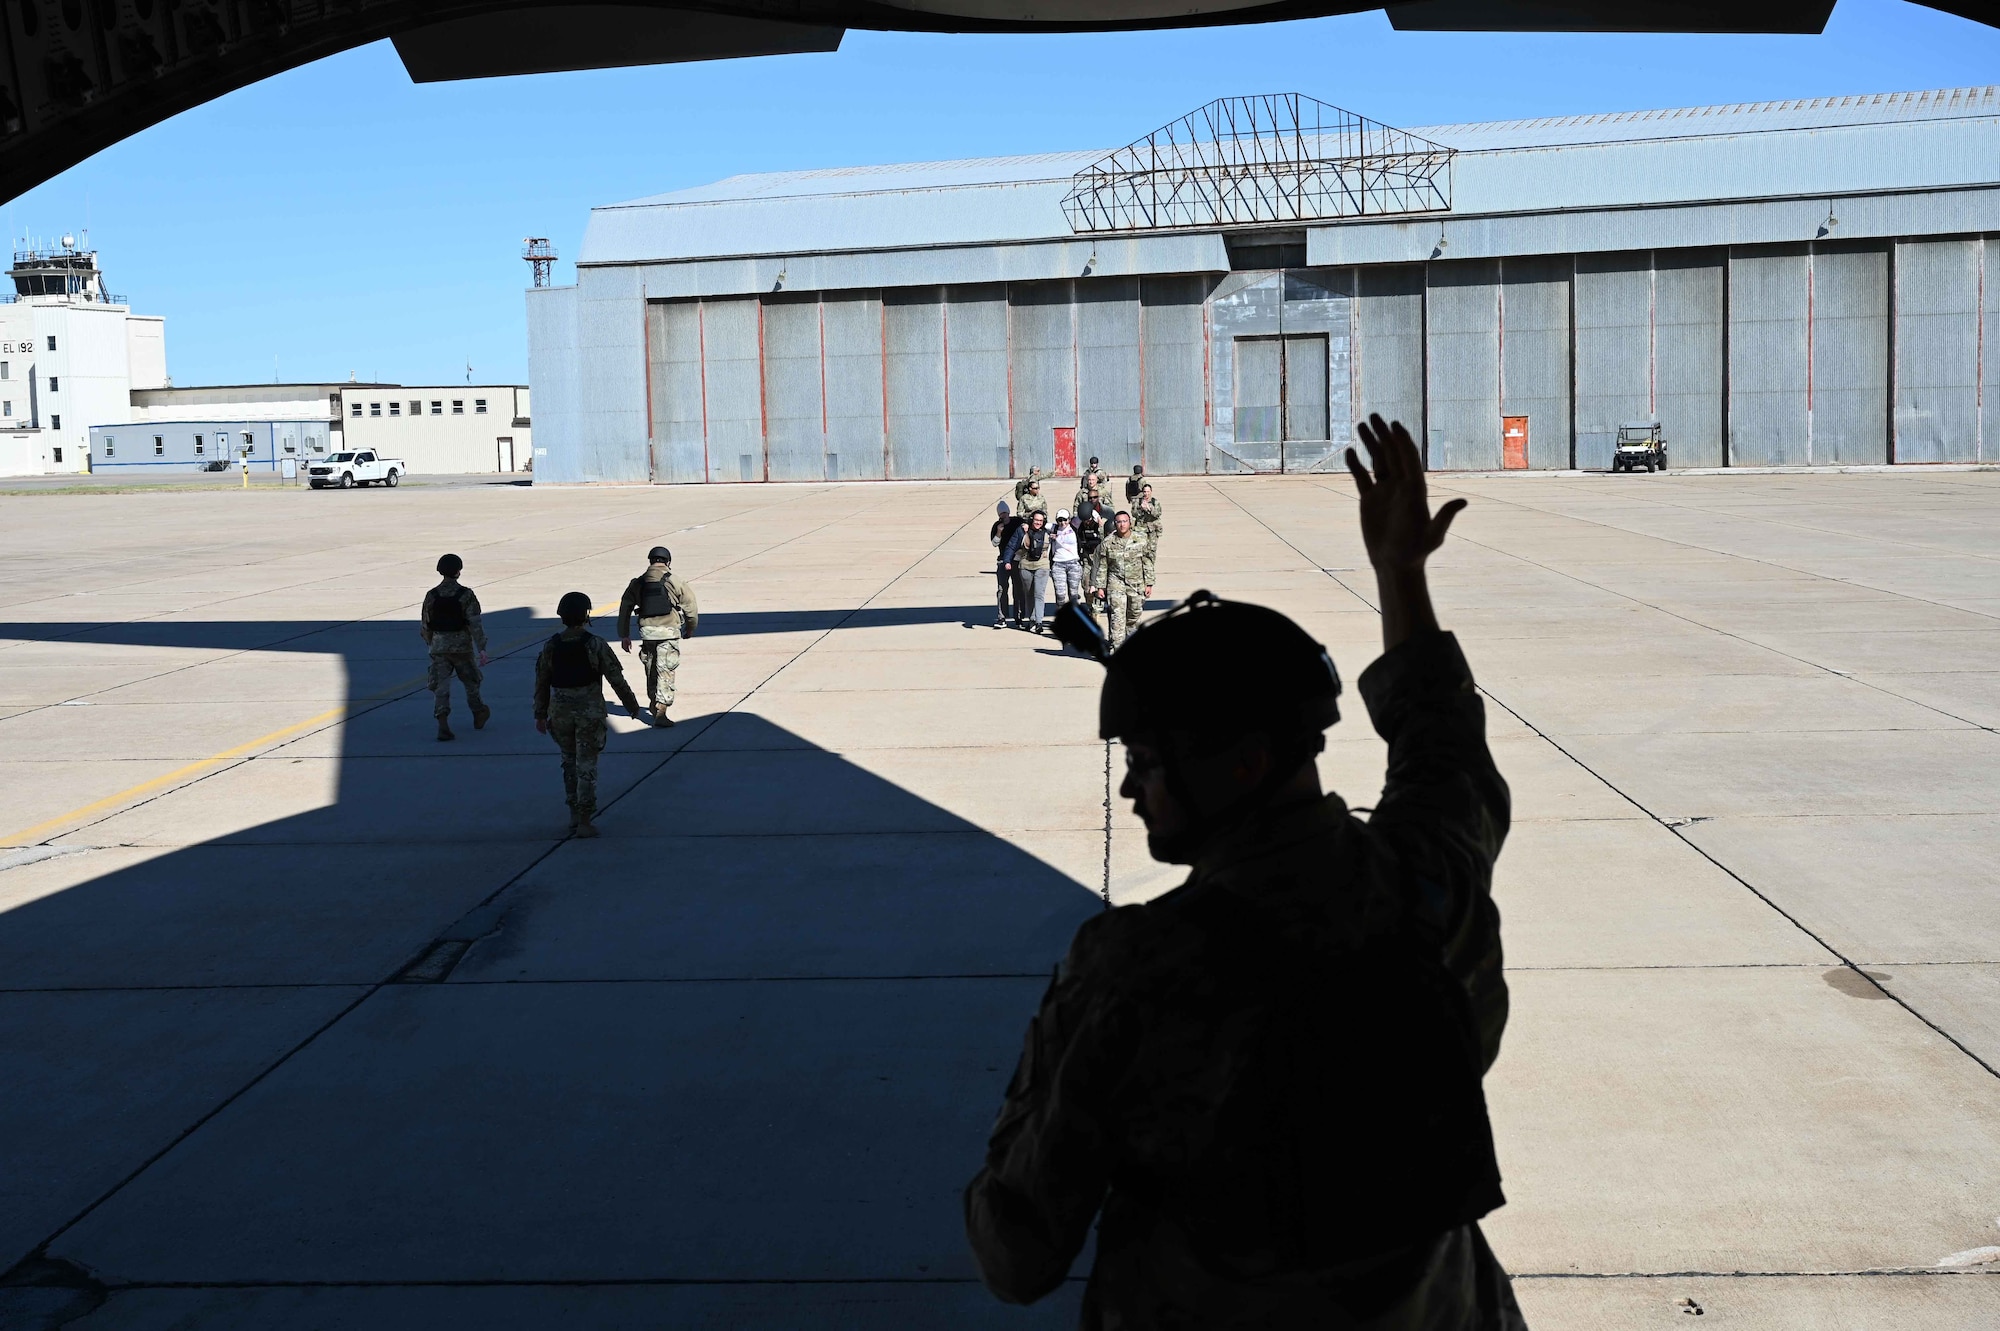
[991,457,1163,650]
[419,546,700,838]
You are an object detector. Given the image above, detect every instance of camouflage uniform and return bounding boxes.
[1012,467,1045,503]
[533,629,641,823]
[966,630,1522,1330]
[1132,493,1164,562]
[618,561,701,711]
[1013,488,1049,522]
[421,579,488,722]
[1091,529,1154,650]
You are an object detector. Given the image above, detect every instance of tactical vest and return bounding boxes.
[546,634,598,688]
[637,575,678,619]
[429,588,468,633]
[1020,527,1049,562]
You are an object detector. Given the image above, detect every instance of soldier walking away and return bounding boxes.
[1091,511,1153,650]
[618,546,700,727]
[1133,483,1164,562]
[536,592,646,838]
[966,414,1522,1330]
[421,553,490,742]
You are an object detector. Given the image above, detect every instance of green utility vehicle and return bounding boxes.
[1612,422,1667,473]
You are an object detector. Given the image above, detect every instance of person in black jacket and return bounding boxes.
[990,501,1023,628]
[966,415,1523,1329]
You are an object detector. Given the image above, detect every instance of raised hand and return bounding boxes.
[1346,414,1466,574]
[1346,414,1464,650]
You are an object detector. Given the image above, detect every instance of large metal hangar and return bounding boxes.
[528,85,2000,483]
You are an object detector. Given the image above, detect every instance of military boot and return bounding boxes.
[436,717,454,742]
[574,817,601,839]
[652,704,674,728]
[472,705,492,730]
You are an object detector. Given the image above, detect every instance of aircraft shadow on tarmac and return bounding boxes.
[0,608,1098,1327]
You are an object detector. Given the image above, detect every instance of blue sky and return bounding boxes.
[7,0,1997,388]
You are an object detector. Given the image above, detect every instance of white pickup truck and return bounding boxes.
[308,450,406,489]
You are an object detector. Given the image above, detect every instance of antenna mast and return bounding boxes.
[522,237,556,288]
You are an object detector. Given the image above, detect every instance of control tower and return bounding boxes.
[8,234,122,304]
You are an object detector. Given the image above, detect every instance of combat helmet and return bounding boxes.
[556,591,593,623]
[436,553,463,576]
[1096,591,1340,742]
[648,546,672,565]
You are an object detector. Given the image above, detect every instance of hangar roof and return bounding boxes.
[580,85,2000,267]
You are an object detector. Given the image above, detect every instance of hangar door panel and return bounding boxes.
[1655,251,1725,469]
[1500,255,1572,469]
[1812,242,1888,465]
[1573,253,1652,472]
[886,289,947,479]
[1009,282,1075,479]
[1233,337,1283,469]
[1142,276,1211,476]
[1894,239,1981,464]
[701,298,764,483]
[1426,261,1501,470]
[1986,237,2000,461]
[1729,246,1810,467]
[763,295,825,482]
[1209,272,1281,473]
[947,285,1010,479]
[1079,278,1143,477]
[648,300,706,484]
[822,292,885,481]
[1356,265,1425,450]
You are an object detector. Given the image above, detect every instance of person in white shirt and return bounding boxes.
[1049,508,1085,614]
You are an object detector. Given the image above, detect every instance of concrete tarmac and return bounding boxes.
[0,472,1997,1326]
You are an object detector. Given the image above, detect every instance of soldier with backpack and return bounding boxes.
[536,591,647,838]
[618,546,700,727]
[420,553,490,742]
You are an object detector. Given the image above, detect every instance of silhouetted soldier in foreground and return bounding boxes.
[421,553,490,742]
[966,416,1523,1329]
[535,591,645,839]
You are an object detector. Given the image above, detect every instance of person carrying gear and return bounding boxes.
[1080,456,1107,496]
[1002,509,1055,634]
[1076,487,1115,603]
[536,592,646,838]
[967,414,1520,1330]
[1091,511,1153,650]
[1123,461,1147,503]
[618,546,700,727]
[1132,483,1164,562]
[1012,465,1045,505]
[421,553,490,742]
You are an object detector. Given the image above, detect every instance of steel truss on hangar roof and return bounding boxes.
[1062,94,1454,235]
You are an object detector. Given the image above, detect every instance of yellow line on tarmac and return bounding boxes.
[1,705,349,847]
[1,594,625,848]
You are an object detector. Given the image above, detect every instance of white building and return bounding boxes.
[340,385,532,474]
[0,240,167,478]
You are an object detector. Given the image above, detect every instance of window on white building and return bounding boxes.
[241,432,254,453]
[369,402,381,417]
[2,361,9,379]
[154,436,163,455]
[46,336,56,351]
[351,402,362,417]
[475,399,487,414]
[52,446,62,462]
[430,401,442,415]
[2,401,9,416]
[104,438,114,457]
[451,400,463,414]
[48,376,57,392]
[408,401,420,416]
[50,414,59,429]
[194,435,204,454]
[389,402,400,416]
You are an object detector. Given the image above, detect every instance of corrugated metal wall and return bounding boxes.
[1078,278,1143,477]
[1141,276,1212,476]
[1501,256,1573,469]
[1356,266,1426,445]
[1813,242,1890,465]
[608,236,1992,482]
[1574,253,1652,471]
[1894,238,1980,463]
[948,285,1010,479]
[763,295,825,482]
[1729,246,1812,466]
[1655,251,1726,469]
[1427,261,1502,470]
